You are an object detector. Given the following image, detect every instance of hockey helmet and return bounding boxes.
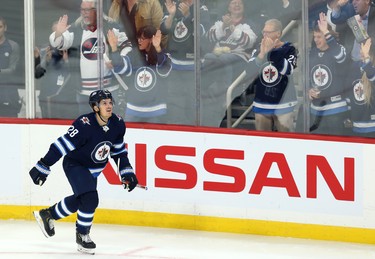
[89,89,114,110]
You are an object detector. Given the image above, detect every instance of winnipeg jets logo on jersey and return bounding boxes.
[260,62,281,87]
[352,79,365,105]
[135,67,157,92]
[91,141,112,163]
[80,116,91,125]
[173,20,190,42]
[311,64,332,91]
[82,37,102,61]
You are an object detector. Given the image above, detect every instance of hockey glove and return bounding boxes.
[29,159,51,186]
[120,166,138,192]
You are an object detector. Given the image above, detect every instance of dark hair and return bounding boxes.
[137,25,157,40]
[137,25,159,65]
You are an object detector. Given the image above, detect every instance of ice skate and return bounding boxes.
[33,208,55,238]
[76,232,96,255]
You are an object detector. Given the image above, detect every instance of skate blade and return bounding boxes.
[33,211,51,238]
[77,245,95,255]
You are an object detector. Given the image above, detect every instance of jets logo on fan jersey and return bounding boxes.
[82,38,105,61]
[311,64,332,91]
[135,67,157,92]
[91,141,111,163]
[352,79,365,105]
[260,62,281,87]
[173,20,190,43]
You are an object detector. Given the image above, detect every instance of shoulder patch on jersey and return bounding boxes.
[80,116,91,125]
[116,114,123,121]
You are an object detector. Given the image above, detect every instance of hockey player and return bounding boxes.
[49,0,132,114]
[29,89,138,255]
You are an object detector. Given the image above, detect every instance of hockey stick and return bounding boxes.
[116,159,148,190]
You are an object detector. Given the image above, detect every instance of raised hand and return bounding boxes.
[165,0,177,16]
[337,0,349,7]
[107,29,118,52]
[361,38,372,61]
[152,30,162,50]
[178,1,191,18]
[318,12,329,34]
[54,15,71,38]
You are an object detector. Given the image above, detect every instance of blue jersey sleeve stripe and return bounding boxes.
[61,135,75,151]
[113,142,125,149]
[53,140,68,156]
[111,149,127,156]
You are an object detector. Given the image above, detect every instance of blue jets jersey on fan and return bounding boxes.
[247,42,298,115]
[348,61,375,133]
[124,49,172,117]
[42,112,131,177]
[309,35,349,116]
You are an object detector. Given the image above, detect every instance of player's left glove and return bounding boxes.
[120,166,138,192]
[29,159,51,186]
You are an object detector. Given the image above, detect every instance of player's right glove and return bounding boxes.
[29,159,51,186]
[120,166,138,192]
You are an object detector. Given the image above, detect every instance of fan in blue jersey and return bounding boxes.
[160,0,210,125]
[246,18,298,132]
[122,25,172,123]
[29,89,138,255]
[308,12,351,136]
[348,37,375,137]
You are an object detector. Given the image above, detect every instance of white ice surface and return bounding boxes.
[0,219,374,258]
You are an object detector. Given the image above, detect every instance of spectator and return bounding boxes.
[246,19,298,132]
[202,0,257,90]
[330,0,375,63]
[160,0,210,125]
[348,37,375,136]
[108,0,167,48]
[34,45,78,119]
[308,12,351,135]
[326,0,338,32]
[0,16,21,117]
[200,0,258,127]
[34,21,79,119]
[123,25,172,123]
[30,89,138,255]
[49,0,132,114]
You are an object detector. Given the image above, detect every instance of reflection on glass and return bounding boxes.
[0,6,24,118]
